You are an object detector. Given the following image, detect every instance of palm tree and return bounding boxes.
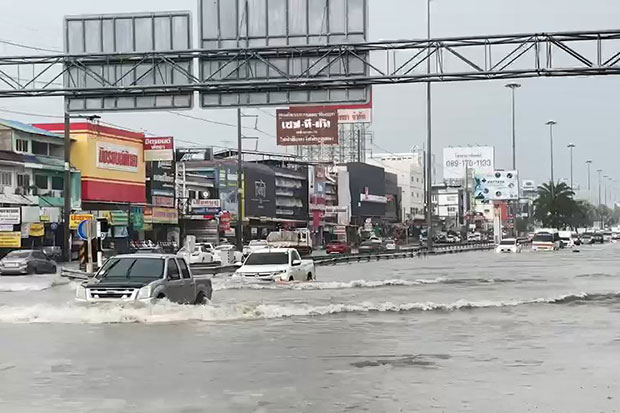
[533,182,576,228]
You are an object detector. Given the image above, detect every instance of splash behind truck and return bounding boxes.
[266,229,313,256]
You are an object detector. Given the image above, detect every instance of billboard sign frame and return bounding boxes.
[144,137,174,162]
[198,0,370,108]
[474,170,520,201]
[443,146,495,180]
[64,11,194,113]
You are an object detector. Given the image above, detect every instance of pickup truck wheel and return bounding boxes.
[307,273,314,281]
[156,293,167,301]
[288,276,294,282]
[194,292,207,305]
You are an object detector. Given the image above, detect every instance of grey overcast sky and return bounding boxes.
[1,0,620,201]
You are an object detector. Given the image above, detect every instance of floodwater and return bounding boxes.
[1,245,620,412]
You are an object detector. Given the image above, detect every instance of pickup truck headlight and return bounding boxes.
[137,286,152,300]
[75,285,87,300]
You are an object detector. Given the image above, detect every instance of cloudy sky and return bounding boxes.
[1,0,619,203]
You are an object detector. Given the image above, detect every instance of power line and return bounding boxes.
[0,38,61,53]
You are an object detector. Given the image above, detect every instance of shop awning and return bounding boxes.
[0,194,39,206]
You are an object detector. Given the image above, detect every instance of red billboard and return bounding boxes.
[144,137,174,161]
[276,109,339,146]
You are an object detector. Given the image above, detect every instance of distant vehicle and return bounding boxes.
[243,240,268,257]
[234,248,316,282]
[592,232,605,244]
[177,245,214,264]
[359,240,387,254]
[612,232,620,241]
[385,239,398,250]
[559,231,576,248]
[199,243,216,254]
[468,232,482,242]
[581,232,594,244]
[495,238,522,254]
[75,254,213,305]
[326,241,351,255]
[602,231,613,243]
[213,244,244,263]
[532,229,561,251]
[446,233,461,244]
[0,250,57,275]
[266,229,313,256]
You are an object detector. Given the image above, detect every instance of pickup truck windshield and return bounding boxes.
[97,258,164,280]
[245,252,288,265]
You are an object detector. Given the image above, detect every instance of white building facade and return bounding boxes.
[368,152,425,221]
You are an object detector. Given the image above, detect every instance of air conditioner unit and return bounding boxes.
[51,190,63,198]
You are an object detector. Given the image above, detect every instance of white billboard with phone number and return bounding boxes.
[443,146,495,180]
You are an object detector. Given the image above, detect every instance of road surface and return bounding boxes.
[0,244,619,412]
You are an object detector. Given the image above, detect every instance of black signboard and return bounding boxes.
[175,148,214,162]
[147,161,175,205]
[244,164,276,218]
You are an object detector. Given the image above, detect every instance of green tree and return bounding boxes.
[570,200,596,229]
[533,182,576,229]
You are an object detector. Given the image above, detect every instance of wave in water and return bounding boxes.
[0,292,616,324]
[0,276,70,292]
[213,277,515,291]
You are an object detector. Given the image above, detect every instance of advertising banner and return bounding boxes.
[0,232,21,248]
[70,214,94,229]
[175,148,213,162]
[474,171,520,201]
[144,137,174,162]
[147,161,175,198]
[0,208,20,225]
[219,165,239,218]
[191,199,221,209]
[29,223,45,237]
[443,146,495,180]
[96,142,139,173]
[276,109,339,146]
[244,165,276,218]
[0,224,13,232]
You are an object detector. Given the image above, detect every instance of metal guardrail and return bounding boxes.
[313,242,494,267]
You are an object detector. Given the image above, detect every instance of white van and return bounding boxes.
[558,231,576,248]
[532,229,561,251]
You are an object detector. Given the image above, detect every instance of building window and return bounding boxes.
[17,174,30,188]
[0,171,11,187]
[51,176,64,190]
[34,175,48,190]
[16,139,28,153]
[31,141,49,156]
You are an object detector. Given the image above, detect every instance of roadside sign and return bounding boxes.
[70,214,93,229]
[77,220,90,241]
[50,223,58,232]
[0,232,21,248]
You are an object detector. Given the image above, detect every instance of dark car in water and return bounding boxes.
[0,250,57,275]
[592,233,604,244]
[358,240,386,254]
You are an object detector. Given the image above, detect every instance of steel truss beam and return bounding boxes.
[1,29,620,99]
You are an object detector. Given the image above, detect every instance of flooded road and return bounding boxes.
[1,245,619,412]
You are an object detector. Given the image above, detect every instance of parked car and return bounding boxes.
[176,245,214,264]
[581,232,594,244]
[326,241,351,255]
[468,232,482,242]
[0,250,57,275]
[446,233,461,244]
[234,248,316,282]
[75,254,213,305]
[592,232,605,244]
[385,239,398,251]
[495,238,522,253]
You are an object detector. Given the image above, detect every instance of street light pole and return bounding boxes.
[567,144,575,189]
[505,83,521,170]
[545,121,557,186]
[236,108,244,252]
[604,176,609,206]
[586,160,592,191]
[425,0,433,251]
[597,169,603,206]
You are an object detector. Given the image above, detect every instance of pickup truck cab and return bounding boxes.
[75,254,213,305]
[234,248,316,282]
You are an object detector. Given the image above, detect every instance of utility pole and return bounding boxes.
[63,100,71,263]
[505,83,521,170]
[567,144,575,189]
[236,108,244,252]
[604,176,609,206]
[425,0,433,250]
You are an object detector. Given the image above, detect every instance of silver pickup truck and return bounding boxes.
[75,254,213,305]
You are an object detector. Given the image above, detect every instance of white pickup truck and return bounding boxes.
[234,248,316,282]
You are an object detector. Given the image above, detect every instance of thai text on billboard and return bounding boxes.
[144,137,174,161]
[96,142,139,173]
[443,146,495,180]
[276,109,339,146]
